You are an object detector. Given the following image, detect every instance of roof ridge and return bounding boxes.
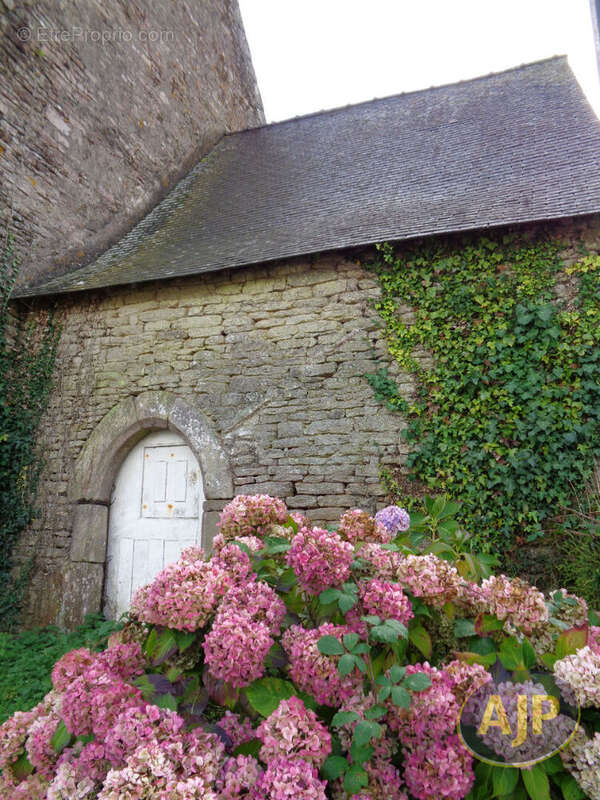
[228,55,569,135]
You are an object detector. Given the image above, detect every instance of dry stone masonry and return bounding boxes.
[0,0,263,285]
[18,253,411,626]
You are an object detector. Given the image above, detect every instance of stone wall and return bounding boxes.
[15,213,600,627]
[17,253,410,627]
[0,0,263,286]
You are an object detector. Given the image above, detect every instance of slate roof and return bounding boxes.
[17,56,600,298]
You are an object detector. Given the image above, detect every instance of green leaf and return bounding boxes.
[233,738,262,758]
[475,613,505,635]
[349,740,374,765]
[454,618,477,638]
[331,711,361,727]
[338,653,357,677]
[389,665,406,683]
[409,623,432,659]
[492,766,519,796]
[144,627,177,665]
[522,764,550,800]
[385,619,409,637]
[339,593,358,613]
[589,608,600,627]
[245,677,295,717]
[353,719,382,747]
[319,589,339,605]
[522,638,536,669]
[364,705,387,720]
[11,752,34,780]
[391,685,411,708]
[377,686,391,701]
[362,615,381,625]
[498,637,524,671]
[555,627,588,659]
[50,720,72,754]
[155,692,178,711]
[403,672,432,691]
[174,630,196,653]
[344,763,369,792]
[430,496,446,519]
[560,773,586,800]
[318,635,345,656]
[343,632,360,651]
[133,673,156,701]
[353,655,367,674]
[371,624,398,643]
[322,755,348,780]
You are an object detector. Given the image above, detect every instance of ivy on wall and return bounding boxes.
[365,232,600,553]
[0,234,59,629]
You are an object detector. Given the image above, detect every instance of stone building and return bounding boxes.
[11,54,600,627]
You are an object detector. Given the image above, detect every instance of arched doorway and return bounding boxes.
[103,430,205,619]
[59,391,233,629]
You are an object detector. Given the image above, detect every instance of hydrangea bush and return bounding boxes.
[2,494,600,799]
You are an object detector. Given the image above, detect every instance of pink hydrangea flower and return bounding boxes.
[337,509,392,544]
[103,704,185,767]
[257,696,331,767]
[62,663,143,738]
[218,494,289,539]
[282,624,361,706]
[215,754,263,799]
[394,554,466,609]
[217,712,256,750]
[130,555,230,631]
[474,574,549,634]
[96,642,146,682]
[403,734,474,800]
[444,659,492,706]
[212,541,255,585]
[220,580,286,635]
[51,648,95,691]
[25,710,62,779]
[387,663,459,743]
[213,533,264,555]
[554,645,600,708]
[253,757,328,800]
[286,526,353,595]
[204,608,273,687]
[0,708,38,771]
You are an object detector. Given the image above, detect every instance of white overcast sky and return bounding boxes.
[238,0,600,122]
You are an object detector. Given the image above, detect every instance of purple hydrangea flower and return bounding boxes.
[375,505,410,535]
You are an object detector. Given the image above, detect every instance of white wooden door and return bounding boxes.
[104,431,204,619]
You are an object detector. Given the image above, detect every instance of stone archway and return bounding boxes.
[59,391,233,628]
